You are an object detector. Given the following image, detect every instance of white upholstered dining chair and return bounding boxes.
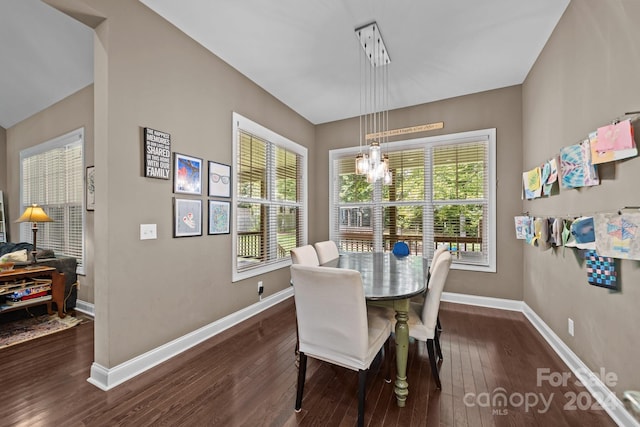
[430,246,449,275]
[290,245,320,266]
[313,240,340,264]
[430,245,449,332]
[290,264,392,427]
[290,245,321,357]
[389,251,452,389]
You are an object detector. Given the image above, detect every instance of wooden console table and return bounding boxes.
[0,266,66,318]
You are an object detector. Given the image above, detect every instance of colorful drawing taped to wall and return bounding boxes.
[542,157,559,196]
[591,121,637,164]
[585,250,618,290]
[594,212,640,260]
[565,216,596,250]
[560,140,599,189]
[522,167,541,199]
[514,216,529,239]
[516,216,534,244]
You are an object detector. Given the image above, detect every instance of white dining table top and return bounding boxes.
[322,252,428,301]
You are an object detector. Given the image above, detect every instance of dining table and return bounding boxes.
[322,252,428,407]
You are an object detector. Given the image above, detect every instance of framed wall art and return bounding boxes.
[174,153,203,195]
[143,127,171,179]
[173,198,202,237]
[208,200,230,235]
[86,166,95,211]
[208,161,231,198]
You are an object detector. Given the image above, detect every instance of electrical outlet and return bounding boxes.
[568,318,574,337]
[258,281,264,295]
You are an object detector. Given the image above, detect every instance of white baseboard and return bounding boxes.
[441,291,524,312]
[443,292,638,427]
[74,299,94,316]
[87,287,293,391]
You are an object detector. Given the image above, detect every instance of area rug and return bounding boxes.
[0,314,83,349]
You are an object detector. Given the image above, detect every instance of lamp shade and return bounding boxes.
[15,204,54,223]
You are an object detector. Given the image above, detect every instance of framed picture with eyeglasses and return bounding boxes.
[208,161,231,198]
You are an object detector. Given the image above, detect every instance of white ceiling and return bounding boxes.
[0,0,570,129]
[0,0,93,129]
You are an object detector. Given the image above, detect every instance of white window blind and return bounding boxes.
[232,113,307,281]
[20,128,85,273]
[330,129,496,272]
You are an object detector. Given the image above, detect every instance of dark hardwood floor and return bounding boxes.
[0,300,618,426]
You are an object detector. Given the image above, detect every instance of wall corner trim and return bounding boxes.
[442,292,639,427]
[86,287,294,391]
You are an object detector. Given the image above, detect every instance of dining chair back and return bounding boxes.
[392,241,410,257]
[385,251,451,389]
[418,251,452,388]
[290,264,392,427]
[313,240,340,264]
[428,245,449,333]
[290,245,320,266]
[429,246,449,276]
[421,252,452,338]
[290,245,321,358]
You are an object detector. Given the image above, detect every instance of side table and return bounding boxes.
[0,266,66,318]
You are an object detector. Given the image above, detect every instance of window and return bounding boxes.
[330,129,496,272]
[20,128,85,273]
[232,113,307,281]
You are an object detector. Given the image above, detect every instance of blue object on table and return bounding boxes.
[392,241,410,257]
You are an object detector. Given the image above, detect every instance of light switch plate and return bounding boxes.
[140,224,157,240]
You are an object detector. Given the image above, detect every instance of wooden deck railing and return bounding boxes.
[338,232,482,257]
[237,231,482,260]
[238,232,288,260]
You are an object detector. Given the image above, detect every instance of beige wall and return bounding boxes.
[81,0,316,367]
[5,85,94,302]
[0,126,6,204]
[316,86,525,300]
[522,0,640,394]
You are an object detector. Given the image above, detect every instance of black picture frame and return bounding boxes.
[173,198,202,237]
[173,153,203,195]
[208,200,231,235]
[208,161,231,198]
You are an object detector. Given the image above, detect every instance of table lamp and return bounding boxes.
[15,204,54,265]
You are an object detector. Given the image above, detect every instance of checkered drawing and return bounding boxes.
[594,212,640,260]
[585,250,618,290]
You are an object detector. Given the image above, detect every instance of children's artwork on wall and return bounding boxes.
[542,157,559,196]
[594,212,640,260]
[536,217,551,250]
[548,218,563,247]
[514,216,529,239]
[565,216,596,250]
[591,120,637,164]
[522,167,542,199]
[560,140,599,189]
[585,250,618,290]
[561,219,572,255]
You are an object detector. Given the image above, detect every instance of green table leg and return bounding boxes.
[393,298,410,407]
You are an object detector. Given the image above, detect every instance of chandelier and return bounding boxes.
[354,22,393,185]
